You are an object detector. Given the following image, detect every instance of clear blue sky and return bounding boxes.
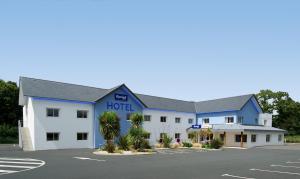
[1,0,299,101]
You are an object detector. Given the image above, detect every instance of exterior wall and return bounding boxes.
[237,97,260,125]
[215,131,284,148]
[142,109,196,145]
[26,98,36,149]
[197,111,238,127]
[94,87,143,148]
[258,113,272,127]
[31,98,94,150]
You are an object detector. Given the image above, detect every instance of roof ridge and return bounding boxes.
[196,94,254,103]
[20,76,109,91]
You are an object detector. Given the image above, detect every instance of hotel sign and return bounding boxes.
[114,93,128,102]
[192,125,201,129]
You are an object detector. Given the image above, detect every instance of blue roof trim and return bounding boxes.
[31,96,96,104]
[196,110,238,115]
[145,108,196,114]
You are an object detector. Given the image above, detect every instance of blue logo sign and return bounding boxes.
[115,93,128,101]
[192,125,201,129]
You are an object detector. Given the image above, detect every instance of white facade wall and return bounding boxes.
[30,98,94,150]
[142,109,196,145]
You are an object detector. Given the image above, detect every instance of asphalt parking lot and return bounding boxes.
[0,144,300,179]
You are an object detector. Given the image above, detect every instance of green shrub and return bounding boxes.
[285,135,300,143]
[162,134,172,148]
[182,142,193,148]
[211,138,223,149]
[0,124,18,144]
[117,135,130,151]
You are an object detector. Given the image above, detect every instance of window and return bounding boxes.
[188,133,194,139]
[188,118,193,124]
[278,134,282,142]
[203,118,209,124]
[77,133,88,140]
[127,113,132,121]
[160,116,167,122]
[251,134,257,142]
[175,133,180,139]
[47,108,59,117]
[144,115,151,122]
[237,116,244,124]
[266,134,271,142]
[160,133,167,139]
[175,117,181,123]
[77,110,88,118]
[144,133,150,139]
[235,134,247,143]
[47,133,59,141]
[225,117,234,123]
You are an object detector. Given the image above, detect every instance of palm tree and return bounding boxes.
[99,111,120,153]
[129,113,148,150]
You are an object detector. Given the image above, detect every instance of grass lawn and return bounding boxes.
[285,135,300,143]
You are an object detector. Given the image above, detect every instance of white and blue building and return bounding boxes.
[18,77,285,151]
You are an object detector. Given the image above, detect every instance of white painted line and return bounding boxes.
[73,157,105,162]
[250,168,300,176]
[0,169,17,174]
[222,174,255,179]
[286,161,300,164]
[0,161,44,165]
[271,164,300,169]
[0,157,40,161]
[0,164,35,169]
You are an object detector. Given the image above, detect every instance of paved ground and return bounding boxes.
[0,144,300,179]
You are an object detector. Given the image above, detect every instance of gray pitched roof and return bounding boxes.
[194,94,254,113]
[19,77,256,113]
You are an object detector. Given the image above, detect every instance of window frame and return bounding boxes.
[278,134,282,142]
[235,134,247,143]
[46,132,60,141]
[144,115,151,122]
[46,108,60,117]
[237,116,244,124]
[251,134,257,143]
[225,116,234,124]
[266,134,271,142]
[126,113,132,121]
[188,118,193,124]
[77,110,88,119]
[160,116,167,123]
[175,117,181,123]
[203,118,210,124]
[175,133,180,139]
[144,133,150,139]
[77,132,88,140]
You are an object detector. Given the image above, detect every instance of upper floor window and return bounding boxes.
[188,118,193,124]
[203,118,209,124]
[47,132,59,141]
[175,117,181,123]
[160,116,167,123]
[225,117,234,123]
[237,116,243,124]
[144,115,151,122]
[77,110,88,118]
[47,108,59,117]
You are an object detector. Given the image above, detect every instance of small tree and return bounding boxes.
[99,111,120,153]
[128,113,149,151]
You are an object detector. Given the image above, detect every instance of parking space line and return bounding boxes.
[0,169,17,174]
[0,161,44,165]
[271,164,300,169]
[0,164,36,169]
[286,161,300,164]
[250,168,300,175]
[221,174,255,179]
[0,158,40,161]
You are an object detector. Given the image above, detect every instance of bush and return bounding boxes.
[117,135,130,151]
[210,138,223,149]
[285,135,300,143]
[162,134,172,148]
[182,142,193,148]
[0,124,18,144]
[103,141,115,153]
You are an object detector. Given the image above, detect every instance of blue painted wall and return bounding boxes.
[93,86,143,148]
[237,97,261,125]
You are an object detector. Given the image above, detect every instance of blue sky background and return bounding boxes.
[1,0,299,101]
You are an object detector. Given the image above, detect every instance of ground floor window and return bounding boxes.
[266,134,271,142]
[188,133,193,139]
[77,133,88,140]
[278,134,282,142]
[220,134,225,142]
[251,134,256,142]
[127,113,132,121]
[144,133,150,139]
[235,134,247,143]
[47,132,59,141]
